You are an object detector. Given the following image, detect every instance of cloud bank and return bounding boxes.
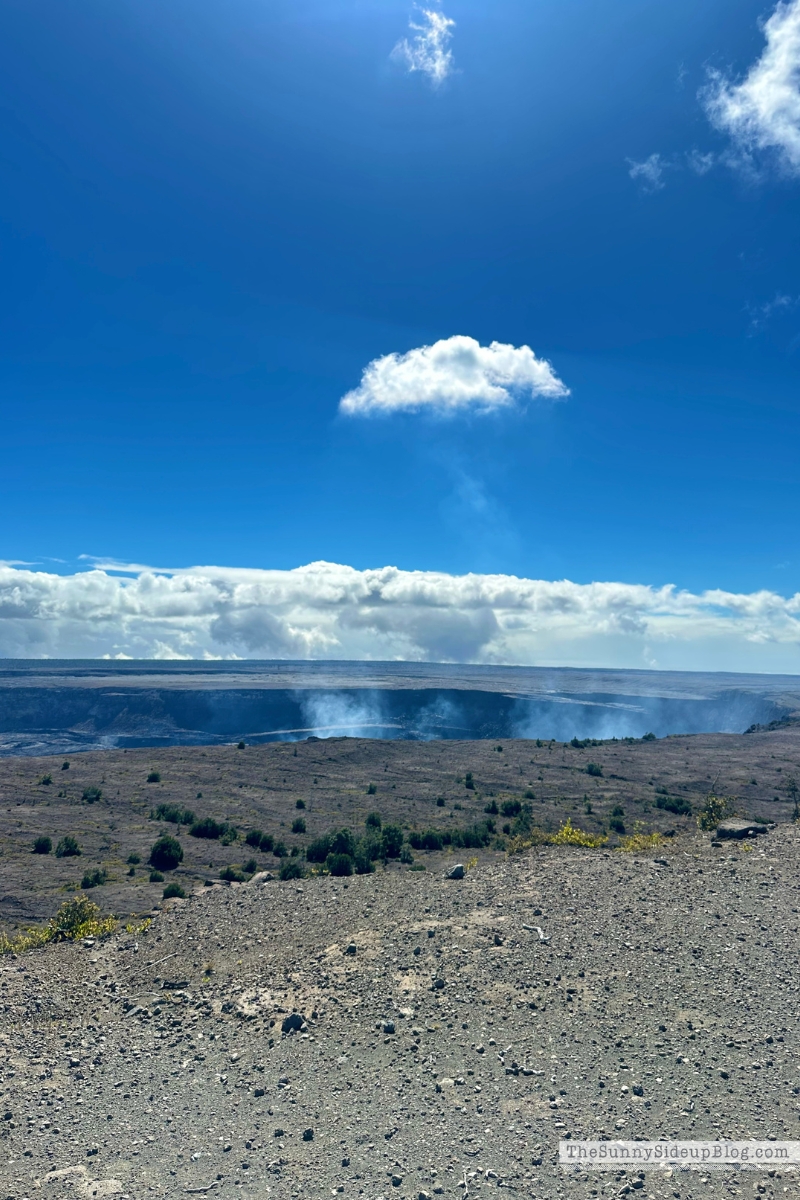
[339,336,569,417]
[1,562,799,673]
[392,7,455,86]
[704,0,800,173]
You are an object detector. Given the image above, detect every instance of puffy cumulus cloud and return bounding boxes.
[392,7,455,86]
[704,0,800,174]
[339,336,569,417]
[1,563,799,672]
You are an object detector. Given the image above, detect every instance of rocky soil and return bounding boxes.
[2,816,800,1200]
[1,727,799,928]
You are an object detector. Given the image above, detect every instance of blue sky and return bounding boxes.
[1,0,800,665]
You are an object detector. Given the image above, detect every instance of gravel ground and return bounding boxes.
[2,821,799,1200]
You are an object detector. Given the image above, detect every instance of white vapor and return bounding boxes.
[392,7,455,86]
[627,153,667,192]
[339,336,569,417]
[704,0,800,174]
[0,562,799,673]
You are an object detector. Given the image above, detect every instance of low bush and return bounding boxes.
[149,835,183,871]
[501,799,522,818]
[296,798,306,809]
[237,741,246,749]
[259,832,275,853]
[152,803,195,825]
[33,836,52,855]
[291,817,306,834]
[618,823,663,852]
[189,817,228,840]
[326,852,354,877]
[697,794,735,831]
[400,845,414,864]
[655,794,692,815]
[246,828,264,848]
[365,811,382,829]
[381,824,403,858]
[163,882,186,899]
[279,858,306,881]
[147,771,161,783]
[367,782,377,795]
[408,828,444,851]
[586,763,603,778]
[524,789,536,800]
[611,804,624,816]
[219,865,247,883]
[221,827,238,845]
[56,836,81,858]
[609,817,626,835]
[484,799,499,815]
[38,774,52,786]
[127,853,140,864]
[641,732,657,741]
[61,761,70,770]
[0,897,116,955]
[549,819,608,848]
[81,868,108,890]
[464,772,475,790]
[149,870,164,882]
[82,786,103,804]
[435,797,445,807]
[409,863,426,871]
[273,840,288,858]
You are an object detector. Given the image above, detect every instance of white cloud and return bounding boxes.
[704,0,800,174]
[0,562,798,673]
[339,336,569,417]
[627,153,668,192]
[392,7,455,86]
[748,291,799,331]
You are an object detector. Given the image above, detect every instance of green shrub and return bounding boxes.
[353,843,376,874]
[365,811,382,829]
[38,774,52,786]
[611,805,624,816]
[245,828,264,848]
[609,817,626,835]
[56,836,81,858]
[219,865,246,883]
[586,763,603,777]
[464,772,475,790]
[697,795,734,832]
[524,789,536,800]
[33,836,52,855]
[82,786,103,804]
[400,845,414,864]
[147,771,161,783]
[61,761,70,770]
[273,840,288,858]
[655,794,692,815]
[296,798,306,809]
[189,817,227,840]
[127,853,140,864]
[409,863,426,871]
[484,799,499,815]
[436,797,445,807]
[149,870,164,882]
[243,857,258,874]
[326,852,354,877]
[291,817,306,834]
[153,803,195,825]
[259,832,275,853]
[379,824,402,858]
[163,882,186,899]
[641,732,656,741]
[408,828,444,851]
[279,858,306,881]
[501,799,522,817]
[220,827,238,846]
[149,835,183,871]
[81,868,108,890]
[237,741,246,749]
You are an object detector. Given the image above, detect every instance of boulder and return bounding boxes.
[714,819,769,840]
[446,864,465,880]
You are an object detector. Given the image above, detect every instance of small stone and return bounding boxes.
[341,1157,350,1167]
[282,1013,304,1034]
[274,1128,285,1138]
[447,864,465,880]
[344,942,357,955]
[303,1128,314,1141]
[432,977,445,990]
[632,1084,644,1097]
[254,1087,265,1097]
[391,1174,403,1187]
[494,934,503,946]
[382,1019,396,1034]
